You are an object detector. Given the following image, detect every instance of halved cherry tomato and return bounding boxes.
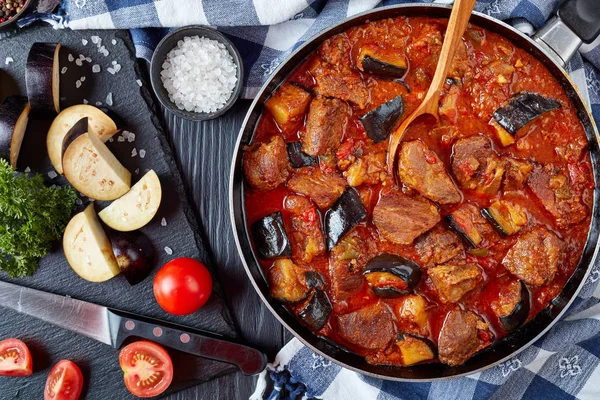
[119,341,173,398]
[44,360,83,400]
[0,338,33,377]
[153,258,213,315]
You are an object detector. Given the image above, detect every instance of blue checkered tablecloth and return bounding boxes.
[15,0,600,399]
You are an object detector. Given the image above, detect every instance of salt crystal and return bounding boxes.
[164,246,173,255]
[24,167,31,173]
[75,80,82,89]
[68,54,74,62]
[139,149,146,158]
[5,57,13,65]
[96,101,103,106]
[113,64,121,73]
[106,92,113,106]
[131,148,137,157]
[107,67,115,75]
[111,39,117,45]
[117,136,125,142]
[108,137,114,142]
[98,45,106,54]
[161,218,167,227]
[135,168,140,175]
[136,79,143,87]
[91,36,100,44]
[112,61,117,66]
[92,64,101,73]
[76,198,83,206]
[82,39,88,46]
[61,66,68,74]
[83,99,89,104]
[80,76,86,82]
[75,59,83,67]
[127,132,135,142]
[48,171,58,179]
[85,57,92,63]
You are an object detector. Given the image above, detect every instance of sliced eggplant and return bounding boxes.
[363,254,422,298]
[48,104,119,174]
[395,334,437,366]
[110,230,155,286]
[63,203,121,282]
[493,92,561,135]
[61,117,90,158]
[298,289,332,331]
[359,95,404,143]
[62,118,131,201]
[481,201,527,236]
[264,83,312,128]
[251,211,292,259]
[357,46,407,79]
[497,280,530,332]
[0,96,30,168]
[286,142,318,168]
[324,187,367,251]
[26,43,61,115]
[446,204,492,248]
[268,259,310,303]
[305,271,326,290]
[99,170,162,231]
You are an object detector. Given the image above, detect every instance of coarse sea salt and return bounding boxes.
[164,246,173,255]
[160,36,237,113]
[5,57,13,65]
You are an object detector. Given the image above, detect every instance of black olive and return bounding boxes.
[110,230,155,286]
[298,289,332,331]
[363,254,422,298]
[498,280,531,332]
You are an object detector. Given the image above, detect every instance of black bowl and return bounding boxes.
[0,0,32,30]
[150,26,244,121]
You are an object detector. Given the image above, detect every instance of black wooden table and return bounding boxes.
[161,101,293,400]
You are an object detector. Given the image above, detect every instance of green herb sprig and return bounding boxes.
[0,159,77,277]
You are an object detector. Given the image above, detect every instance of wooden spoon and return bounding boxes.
[386,0,477,176]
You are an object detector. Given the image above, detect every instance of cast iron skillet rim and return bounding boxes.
[229,3,600,381]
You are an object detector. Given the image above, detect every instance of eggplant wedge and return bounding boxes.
[0,96,31,168]
[251,211,292,259]
[305,271,326,290]
[359,95,404,143]
[110,230,155,286]
[264,83,312,128]
[26,43,61,115]
[62,118,131,201]
[324,187,367,251]
[286,142,318,168]
[363,254,422,298]
[493,92,560,135]
[63,204,121,282]
[357,46,407,79]
[496,280,531,332]
[99,170,162,231]
[298,289,332,331]
[395,334,437,366]
[268,259,310,303]
[48,104,119,174]
[481,201,527,236]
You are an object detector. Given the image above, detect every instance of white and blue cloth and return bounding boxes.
[18,0,600,398]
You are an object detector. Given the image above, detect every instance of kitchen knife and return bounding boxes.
[0,280,267,375]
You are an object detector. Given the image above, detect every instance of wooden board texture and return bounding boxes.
[0,25,241,399]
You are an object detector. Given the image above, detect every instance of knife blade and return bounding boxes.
[0,280,267,375]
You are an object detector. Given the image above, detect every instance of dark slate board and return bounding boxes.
[0,25,239,399]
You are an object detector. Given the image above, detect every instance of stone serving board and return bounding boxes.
[0,24,239,399]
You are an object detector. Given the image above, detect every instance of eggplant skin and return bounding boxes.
[298,289,332,331]
[361,55,407,79]
[499,280,531,332]
[26,43,61,115]
[481,208,509,237]
[286,142,318,168]
[324,187,367,251]
[363,254,422,298]
[0,96,28,166]
[305,271,326,290]
[359,95,404,143]
[251,212,292,259]
[445,214,477,248]
[61,117,89,160]
[493,92,560,135]
[110,230,155,286]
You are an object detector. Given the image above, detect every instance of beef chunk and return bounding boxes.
[439,84,461,123]
[373,191,440,245]
[268,259,309,303]
[527,164,588,227]
[447,203,496,247]
[287,166,347,209]
[328,226,377,300]
[343,152,386,186]
[313,65,370,109]
[415,227,464,267]
[451,136,505,196]
[284,195,326,263]
[428,263,481,303]
[302,97,349,156]
[438,310,493,366]
[502,226,564,286]
[319,33,353,70]
[503,158,533,191]
[243,135,290,191]
[398,140,461,204]
[337,303,396,350]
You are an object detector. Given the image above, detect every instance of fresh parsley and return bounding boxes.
[0,160,77,277]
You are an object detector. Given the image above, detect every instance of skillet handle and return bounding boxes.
[533,0,600,66]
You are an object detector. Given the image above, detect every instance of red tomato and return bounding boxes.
[153,258,213,315]
[0,338,33,377]
[44,360,83,400]
[119,341,173,398]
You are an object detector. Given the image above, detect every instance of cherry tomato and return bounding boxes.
[153,258,213,315]
[44,360,83,400]
[119,341,173,398]
[0,338,33,377]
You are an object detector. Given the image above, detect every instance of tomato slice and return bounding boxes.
[119,341,173,398]
[0,338,33,377]
[44,360,83,400]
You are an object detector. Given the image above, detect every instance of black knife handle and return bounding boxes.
[559,0,600,44]
[108,310,267,375]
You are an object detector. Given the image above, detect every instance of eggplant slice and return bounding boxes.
[363,254,422,298]
[305,271,326,290]
[286,141,318,168]
[395,333,437,366]
[251,211,292,259]
[481,201,527,236]
[493,92,560,135]
[298,289,332,331]
[26,42,61,115]
[497,280,531,332]
[359,95,404,143]
[357,47,407,79]
[0,96,30,168]
[324,187,367,251]
[110,230,155,286]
